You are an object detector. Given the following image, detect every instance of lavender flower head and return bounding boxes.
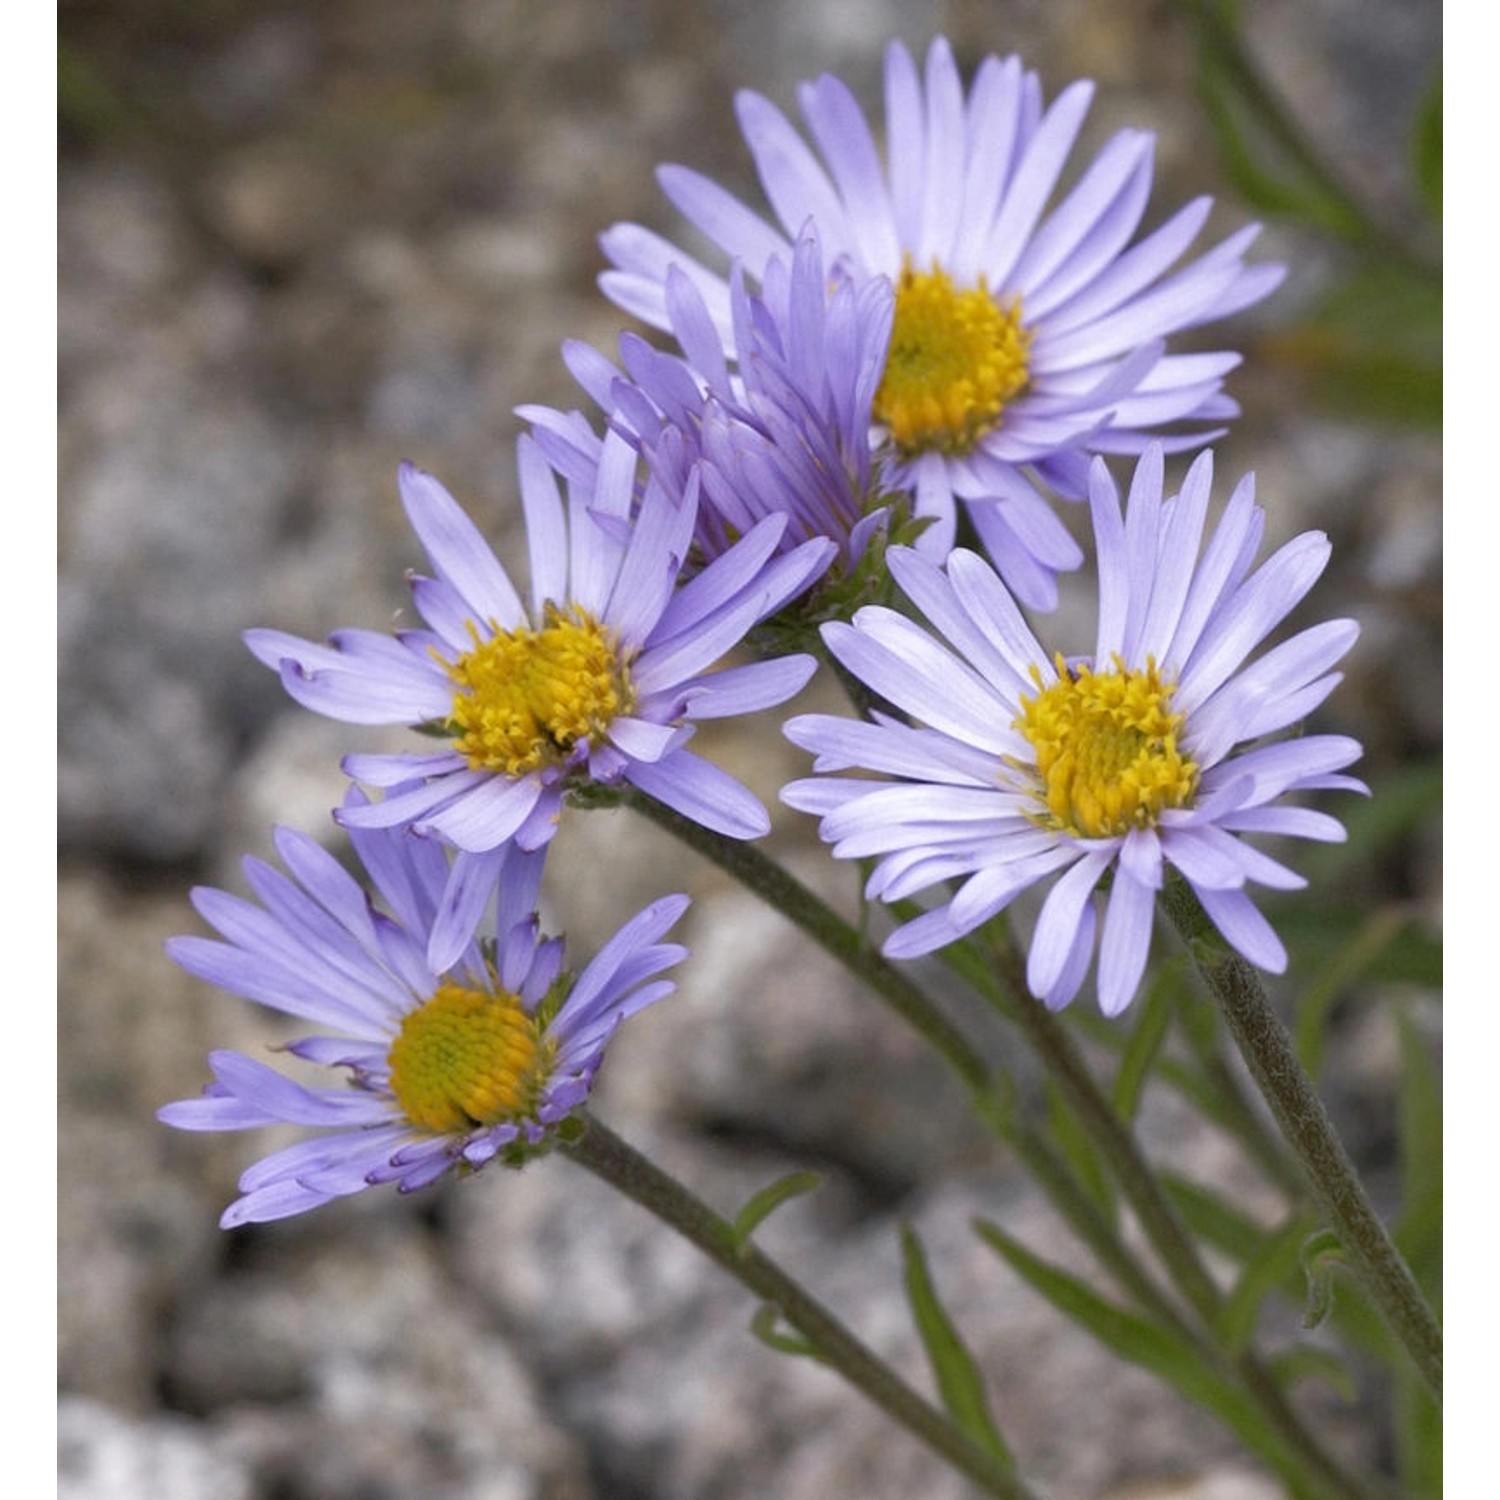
[160,818,689,1225]
[782,446,1365,1016]
[528,226,901,607]
[248,433,830,877]
[601,37,1283,610]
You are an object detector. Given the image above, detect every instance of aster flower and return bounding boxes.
[526,226,902,600]
[248,433,830,872]
[159,813,690,1226]
[781,445,1365,1016]
[600,37,1283,610]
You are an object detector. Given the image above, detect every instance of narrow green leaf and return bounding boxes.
[1111,964,1180,1123]
[900,1225,1013,1466]
[1395,1361,1442,1497]
[748,1303,825,1363]
[1162,1177,1395,1358]
[973,1217,1293,1475]
[1045,1076,1115,1219]
[729,1171,824,1253]
[1412,72,1442,221]
[1160,1171,1270,1263]
[1271,906,1442,993]
[1265,322,1441,428]
[1215,1215,1317,1352]
[1194,41,1362,238]
[1292,905,1415,1079]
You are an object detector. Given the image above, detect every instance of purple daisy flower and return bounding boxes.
[782,445,1365,1016]
[600,37,1283,611]
[527,226,899,595]
[248,435,831,857]
[160,815,690,1226]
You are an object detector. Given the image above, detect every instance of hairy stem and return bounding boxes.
[973,926,1384,1500]
[1162,879,1442,1401]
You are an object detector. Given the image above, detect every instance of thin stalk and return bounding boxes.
[973,927,1382,1500]
[562,1114,1036,1500]
[628,782,1377,1496]
[1162,879,1443,1401]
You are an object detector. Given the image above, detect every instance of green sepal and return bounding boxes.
[900,1224,1013,1467]
[750,494,934,654]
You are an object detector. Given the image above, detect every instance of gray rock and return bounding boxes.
[59,1398,254,1500]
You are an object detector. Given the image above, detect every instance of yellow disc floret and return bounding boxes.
[873,261,1031,456]
[1016,655,1199,838]
[447,605,630,775]
[387,982,556,1134]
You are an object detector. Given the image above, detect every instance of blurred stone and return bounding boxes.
[59,1398,254,1500]
[162,1225,591,1500]
[206,143,350,271]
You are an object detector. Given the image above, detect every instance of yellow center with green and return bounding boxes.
[873,262,1031,455]
[1016,656,1199,838]
[387,982,556,1134]
[447,605,630,775]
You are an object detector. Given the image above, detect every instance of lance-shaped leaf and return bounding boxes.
[973,1216,1293,1474]
[1111,964,1180,1123]
[900,1225,1013,1467]
[729,1171,824,1255]
[1215,1214,1319,1352]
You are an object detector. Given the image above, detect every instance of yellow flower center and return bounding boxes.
[447,605,630,775]
[873,261,1031,455]
[1016,656,1199,838]
[387,982,556,1134]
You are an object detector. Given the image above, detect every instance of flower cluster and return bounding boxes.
[600,37,1283,609]
[163,36,1361,1226]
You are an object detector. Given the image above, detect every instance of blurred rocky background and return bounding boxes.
[59,2,1440,1496]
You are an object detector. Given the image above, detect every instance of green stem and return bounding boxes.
[622,788,994,1097]
[1162,880,1443,1402]
[972,927,1381,1500]
[628,784,1378,1495]
[562,1114,1035,1500]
